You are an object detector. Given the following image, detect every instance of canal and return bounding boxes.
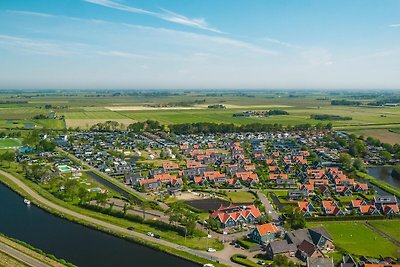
[368,166,400,189]
[0,183,198,267]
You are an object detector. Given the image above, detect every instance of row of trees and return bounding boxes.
[310,114,352,121]
[168,122,333,135]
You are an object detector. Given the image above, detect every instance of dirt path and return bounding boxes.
[0,170,238,267]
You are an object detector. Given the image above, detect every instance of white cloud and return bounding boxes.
[389,24,400,27]
[6,10,56,18]
[262,37,301,49]
[82,0,222,33]
[97,50,146,59]
[0,34,76,56]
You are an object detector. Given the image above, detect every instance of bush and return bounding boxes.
[231,254,259,267]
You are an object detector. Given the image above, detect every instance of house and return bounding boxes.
[335,186,352,196]
[265,240,296,260]
[339,255,357,267]
[138,178,162,191]
[210,204,261,228]
[296,240,324,261]
[372,195,398,214]
[307,257,334,267]
[284,226,334,252]
[353,183,368,193]
[298,201,315,216]
[249,223,278,244]
[350,199,367,209]
[288,190,309,201]
[358,205,380,215]
[322,200,344,216]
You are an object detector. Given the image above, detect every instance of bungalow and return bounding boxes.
[210,204,261,228]
[249,223,278,244]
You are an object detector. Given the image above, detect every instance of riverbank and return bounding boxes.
[0,170,231,267]
[356,171,400,198]
[0,234,72,267]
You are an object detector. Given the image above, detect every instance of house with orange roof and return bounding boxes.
[357,204,380,215]
[322,200,345,216]
[210,204,261,228]
[350,199,367,209]
[297,201,315,216]
[162,162,179,171]
[353,183,368,193]
[249,223,279,244]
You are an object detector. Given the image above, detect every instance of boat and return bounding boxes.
[24,199,31,205]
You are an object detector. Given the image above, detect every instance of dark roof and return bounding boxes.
[307,257,334,267]
[268,240,296,254]
[285,226,332,247]
[298,240,317,257]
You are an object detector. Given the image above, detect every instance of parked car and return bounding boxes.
[127,226,134,230]
[154,234,161,239]
[207,248,216,253]
[147,232,154,237]
[257,260,266,266]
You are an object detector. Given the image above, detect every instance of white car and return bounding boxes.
[147,232,154,237]
[203,264,215,267]
[207,248,216,253]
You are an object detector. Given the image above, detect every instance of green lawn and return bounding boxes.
[0,138,21,148]
[308,221,399,258]
[368,220,400,242]
[225,191,256,203]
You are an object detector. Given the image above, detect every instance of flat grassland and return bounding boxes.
[368,220,400,242]
[347,128,400,145]
[225,191,256,203]
[0,138,21,148]
[307,221,399,258]
[0,93,399,145]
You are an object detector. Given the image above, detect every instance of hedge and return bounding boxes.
[230,254,259,267]
[305,215,389,222]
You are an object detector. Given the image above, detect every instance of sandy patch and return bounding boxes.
[105,106,204,111]
[174,191,215,201]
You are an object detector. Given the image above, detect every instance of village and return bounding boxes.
[12,128,400,267]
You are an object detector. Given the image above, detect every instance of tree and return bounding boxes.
[380,150,392,162]
[207,217,221,231]
[166,202,198,236]
[283,206,306,230]
[0,151,15,167]
[95,192,108,207]
[257,213,272,224]
[353,158,366,172]
[338,153,352,170]
[77,187,90,204]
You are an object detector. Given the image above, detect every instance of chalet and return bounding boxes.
[358,205,380,215]
[298,201,315,216]
[210,204,261,228]
[322,200,344,216]
[249,223,278,244]
[353,183,368,193]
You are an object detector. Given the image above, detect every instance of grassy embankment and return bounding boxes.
[0,168,226,267]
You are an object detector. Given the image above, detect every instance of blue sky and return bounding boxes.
[0,0,399,89]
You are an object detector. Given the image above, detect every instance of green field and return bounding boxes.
[0,92,399,145]
[225,191,256,203]
[368,220,400,242]
[308,221,400,258]
[0,138,21,148]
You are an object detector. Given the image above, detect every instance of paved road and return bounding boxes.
[0,170,238,267]
[256,190,280,221]
[0,241,50,267]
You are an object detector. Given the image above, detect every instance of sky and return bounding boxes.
[0,0,399,90]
